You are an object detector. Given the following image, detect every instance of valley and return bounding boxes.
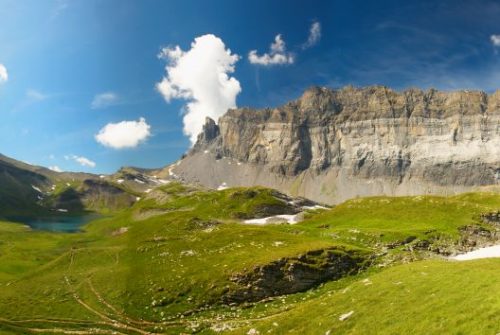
[0,170,499,334]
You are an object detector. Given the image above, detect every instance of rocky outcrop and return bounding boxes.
[170,86,500,204]
[222,247,369,303]
[480,211,500,225]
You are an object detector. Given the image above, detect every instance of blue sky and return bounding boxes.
[0,0,499,173]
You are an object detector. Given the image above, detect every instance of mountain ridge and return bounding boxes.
[169,85,500,204]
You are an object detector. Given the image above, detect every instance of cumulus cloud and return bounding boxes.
[302,21,321,49]
[0,64,8,83]
[248,34,294,66]
[48,165,63,172]
[95,117,151,149]
[491,34,500,47]
[156,34,241,144]
[91,92,120,109]
[65,155,96,168]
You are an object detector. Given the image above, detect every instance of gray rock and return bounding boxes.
[169,85,500,204]
[222,247,369,303]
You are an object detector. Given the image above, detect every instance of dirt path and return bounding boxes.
[64,276,160,335]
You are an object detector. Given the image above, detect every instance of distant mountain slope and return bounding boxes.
[0,155,52,215]
[169,85,500,204]
[0,154,161,217]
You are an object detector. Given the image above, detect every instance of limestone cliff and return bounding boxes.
[170,86,500,204]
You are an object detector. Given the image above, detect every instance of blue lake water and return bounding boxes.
[8,215,99,233]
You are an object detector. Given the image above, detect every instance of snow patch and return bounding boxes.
[56,209,68,213]
[180,250,196,256]
[31,185,42,193]
[451,244,500,260]
[339,311,354,321]
[244,214,301,225]
[217,182,228,190]
[117,179,124,184]
[302,205,328,210]
[134,178,145,184]
[168,166,177,177]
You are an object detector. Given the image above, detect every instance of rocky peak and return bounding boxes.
[194,117,220,148]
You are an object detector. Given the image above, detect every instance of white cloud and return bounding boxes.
[65,155,96,168]
[26,89,47,101]
[156,34,241,145]
[0,64,8,83]
[95,117,151,149]
[48,165,63,172]
[91,92,120,109]
[248,34,294,66]
[491,34,500,47]
[302,21,321,49]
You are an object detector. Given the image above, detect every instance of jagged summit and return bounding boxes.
[169,85,500,204]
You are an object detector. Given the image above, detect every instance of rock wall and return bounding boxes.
[171,86,500,204]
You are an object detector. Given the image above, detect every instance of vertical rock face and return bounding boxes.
[172,86,500,204]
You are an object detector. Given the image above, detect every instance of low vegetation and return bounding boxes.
[0,183,499,334]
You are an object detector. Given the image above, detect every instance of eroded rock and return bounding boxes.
[222,247,370,303]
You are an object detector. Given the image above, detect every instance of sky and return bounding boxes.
[0,0,499,174]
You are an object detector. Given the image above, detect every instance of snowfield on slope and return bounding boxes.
[451,244,500,261]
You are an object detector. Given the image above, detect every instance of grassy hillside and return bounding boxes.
[0,183,499,334]
[0,154,146,218]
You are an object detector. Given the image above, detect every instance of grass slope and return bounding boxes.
[0,184,498,334]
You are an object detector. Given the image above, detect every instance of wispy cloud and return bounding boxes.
[248,34,294,66]
[10,89,51,113]
[0,64,7,83]
[26,89,48,101]
[91,92,120,109]
[65,154,96,168]
[302,21,321,49]
[51,0,69,20]
[491,34,500,47]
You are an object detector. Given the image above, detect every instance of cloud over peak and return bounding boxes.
[0,64,8,83]
[156,34,241,144]
[248,34,294,66]
[95,117,151,149]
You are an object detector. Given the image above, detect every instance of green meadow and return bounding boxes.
[0,183,499,334]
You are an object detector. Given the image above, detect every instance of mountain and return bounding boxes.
[168,85,500,204]
[0,154,162,217]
